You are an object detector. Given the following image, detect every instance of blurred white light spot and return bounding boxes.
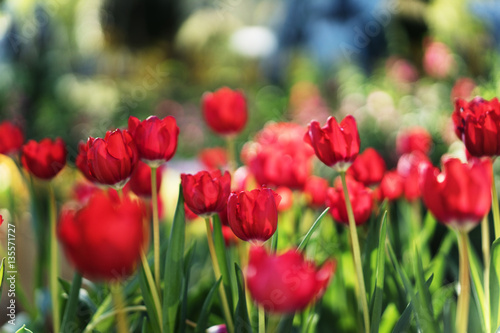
[230,26,277,58]
[0,163,12,191]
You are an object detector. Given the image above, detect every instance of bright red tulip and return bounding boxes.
[326,176,373,225]
[377,170,404,202]
[181,170,231,217]
[304,115,360,171]
[127,161,162,198]
[227,188,280,243]
[202,87,247,135]
[452,97,500,157]
[58,190,147,280]
[397,151,431,201]
[128,115,179,165]
[247,246,336,313]
[0,121,24,155]
[199,147,228,171]
[304,176,329,208]
[396,127,432,156]
[21,138,67,180]
[76,141,97,182]
[420,158,492,232]
[347,148,386,186]
[86,129,138,188]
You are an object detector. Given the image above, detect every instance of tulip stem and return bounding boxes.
[140,251,163,330]
[456,231,471,333]
[151,166,161,295]
[204,217,235,333]
[491,169,500,239]
[481,215,491,333]
[340,172,370,333]
[83,295,112,333]
[49,184,60,333]
[259,305,266,333]
[226,136,237,177]
[111,282,129,333]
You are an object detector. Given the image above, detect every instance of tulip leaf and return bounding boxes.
[468,238,486,332]
[428,231,455,293]
[370,211,387,333]
[489,238,500,330]
[163,184,186,333]
[212,214,234,313]
[195,278,222,333]
[15,325,33,333]
[234,264,252,333]
[276,314,295,333]
[392,301,413,333]
[60,272,83,333]
[0,258,5,298]
[413,247,436,329]
[139,257,161,332]
[297,207,329,252]
[179,241,196,333]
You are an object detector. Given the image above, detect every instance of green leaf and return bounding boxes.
[234,264,252,333]
[163,184,186,333]
[276,314,295,333]
[468,240,486,332]
[212,214,234,313]
[297,207,329,252]
[428,231,455,293]
[195,278,222,333]
[139,259,161,332]
[61,272,83,333]
[413,247,436,331]
[489,238,500,330]
[15,325,33,333]
[370,211,387,333]
[392,301,413,333]
[0,258,5,297]
[180,242,196,333]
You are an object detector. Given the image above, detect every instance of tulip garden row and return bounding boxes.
[1,87,500,333]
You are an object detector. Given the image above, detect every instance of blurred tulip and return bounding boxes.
[128,115,179,166]
[326,176,373,225]
[304,115,360,171]
[420,158,491,232]
[377,170,404,202]
[199,147,228,171]
[21,138,67,180]
[127,161,163,198]
[247,246,335,313]
[202,87,247,135]
[72,181,99,204]
[397,151,431,201]
[386,57,418,83]
[451,78,476,102]
[303,176,329,208]
[221,225,239,247]
[86,129,138,188]
[423,40,455,79]
[276,186,293,212]
[0,121,24,155]
[58,190,147,280]
[227,188,280,243]
[396,127,432,156]
[181,170,231,217]
[347,148,386,186]
[452,97,500,157]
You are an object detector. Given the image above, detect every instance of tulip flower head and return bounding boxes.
[22,138,67,180]
[247,246,336,313]
[199,147,228,171]
[347,147,386,186]
[0,121,24,155]
[420,157,492,232]
[128,115,179,166]
[181,170,231,217]
[76,140,97,182]
[396,127,432,156]
[397,151,431,201]
[304,176,329,208]
[304,115,360,172]
[127,160,163,198]
[202,87,247,135]
[377,170,404,202]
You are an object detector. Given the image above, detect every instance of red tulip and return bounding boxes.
[86,129,138,188]
[202,87,247,135]
[397,151,431,201]
[247,246,336,313]
[128,115,179,165]
[184,203,199,221]
[276,186,293,212]
[396,127,432,156]
[72,181,99,205]
[423,40,454,79]
[76,141,97,182]
[452,97,500,157]
[181,170,231,217]
[347,148,386,186]
[420,158,491,232]
[326,176,373,225]
[0,121,24,155]
[58,190,147,280]
[21,138,67,180]
[199,147,228,171]
[304,115,360,171]
[303,176,329,208]
[377,170,404,202]
[451,78,476,102]
[227,188,280,243]
[127,161,163,198]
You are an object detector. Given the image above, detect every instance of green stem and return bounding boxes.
[140,251,163,330]
[83,306,146,333]
[340,172,370,333]
[491,167,500,239]
[111,283,129,333]
[83,295,112,333]
[151,166,161,295]
[259,305,266,333]
[481,216,491,333]
[60,272,82,332]
[457,231,471,333]
[49,184,60,333]
[204,217,235,333]
[226,136,237,179]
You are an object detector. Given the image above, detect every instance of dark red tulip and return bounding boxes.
[0,121,24,155]
[181,170,231,217]
[127,161,163,198]
[304,115,360,171]
[396,127,432,156]
[397,151,431,201]
[326,176,373,226]
[76,141,97,182]
[128,115,179,165]
[58,190,147,280]
[452,97,500,157]
[242,123,314,189]
[347,148,386,186]
[21,138,67,180]
[377,170,404,202]
[420,158,491,232]
[86,129,138,188]
[304,176,329,208]
[202,87,247,135]
[247,246,336,313]
[199,147,228,171]
[227,188,280,243]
